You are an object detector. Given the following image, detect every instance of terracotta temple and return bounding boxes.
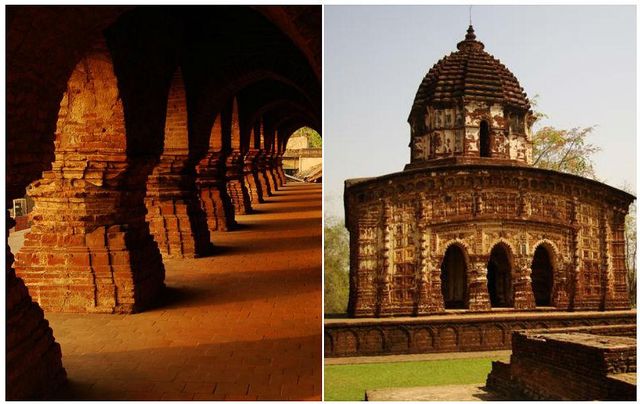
[344,26,635,318]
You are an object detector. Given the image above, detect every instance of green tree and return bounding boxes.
[291,126,322,148]
[324,216,350,314]
[531,97,636,306]
[532,126,600,179]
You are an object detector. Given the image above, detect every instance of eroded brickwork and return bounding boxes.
[145,69,212,258]
[14,46,165,313]
[486,329,637,400]
[324,312,636,357]
[344,25,634,319]
[225,99,253,215]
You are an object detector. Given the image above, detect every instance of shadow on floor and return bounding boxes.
[53,333,322,400]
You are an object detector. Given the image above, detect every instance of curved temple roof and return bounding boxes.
[409,25,531,121]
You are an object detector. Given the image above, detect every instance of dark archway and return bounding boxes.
[479,120,490,157]
[531,244,554,306]
[487,243,513,307]
[441,244,468,309]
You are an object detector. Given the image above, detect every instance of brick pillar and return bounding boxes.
[243,149,264,204]
[256,152,273,198]
[145,154,212,258]
[196,151,236,233]
[552,261,570,309]
[7,216,67,400]
[468,260,491,311]
[274,154,286,186]
[13,49,165,313]
[225,150,252,215]
[144,69,212,258]
[376,201,393,317]
[513,257,536,310]
[429,261,446,312]
[265,153,280,192]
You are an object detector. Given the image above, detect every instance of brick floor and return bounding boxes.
[11,182,322,401]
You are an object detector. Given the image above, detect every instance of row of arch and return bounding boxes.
[6,6,321,399]
[441,242,556,309]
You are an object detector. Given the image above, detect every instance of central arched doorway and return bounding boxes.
[531,244,554,306]
[441,244,468,309]
[487,243,513,307]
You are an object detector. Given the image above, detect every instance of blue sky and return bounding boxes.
[324,5,636,219]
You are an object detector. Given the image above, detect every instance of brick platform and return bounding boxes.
[324,310,636,357]
[486,328,637,400]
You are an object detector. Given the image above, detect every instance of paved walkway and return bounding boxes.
[365,384,502,401]
[325,350,511,366]
[11,182,322,401]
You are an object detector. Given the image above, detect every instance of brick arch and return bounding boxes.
[189,71,316,161]
[14,41,165,314]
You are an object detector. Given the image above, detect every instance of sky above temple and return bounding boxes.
[324,5,636,219]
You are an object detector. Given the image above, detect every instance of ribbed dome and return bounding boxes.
[409,26,530,121]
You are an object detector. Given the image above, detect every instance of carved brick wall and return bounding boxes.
[345,165,634,318]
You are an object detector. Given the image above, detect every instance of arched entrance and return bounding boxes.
[531,244,554,306]
[441,244,468,309]
[487,243,513,307]
[479,120,491,157]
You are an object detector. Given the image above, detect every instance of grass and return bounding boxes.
[324,356,505,401]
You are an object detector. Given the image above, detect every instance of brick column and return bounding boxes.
[145,154,212,258]
[243,148,264,204]
[13,50,165,313]
[225,98,252,214]
[376,201,393,317]
[274,154,286,186]
[144,70,212,258]
[468,260,491,311]
[225,150,252,215]
[265,153,280,192]
[196,151,236,233]
[256,151,273,198]
[513,257,536,310]
[7,216,67,399]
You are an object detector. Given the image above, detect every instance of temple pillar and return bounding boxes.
[513,256,536,309]
[243,148,264,204]
[144,69,212,258]
[225,98,252,214]
[13,48,165,313]
[275,154,286,186]
[376,201,393,317]
[225,150,252,215]
[468,259,491,311]
[196,151,236,233]
[256,151,274,198]
[7,216,67,400]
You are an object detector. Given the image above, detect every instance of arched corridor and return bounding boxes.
[6,5,321,400]
[9,183,321,400]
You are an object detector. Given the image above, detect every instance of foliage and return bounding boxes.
[531,126,600,179]
[324,356,508,401]
[324,216,350,314]
[531,97,636,306]
[292,126,322,148]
